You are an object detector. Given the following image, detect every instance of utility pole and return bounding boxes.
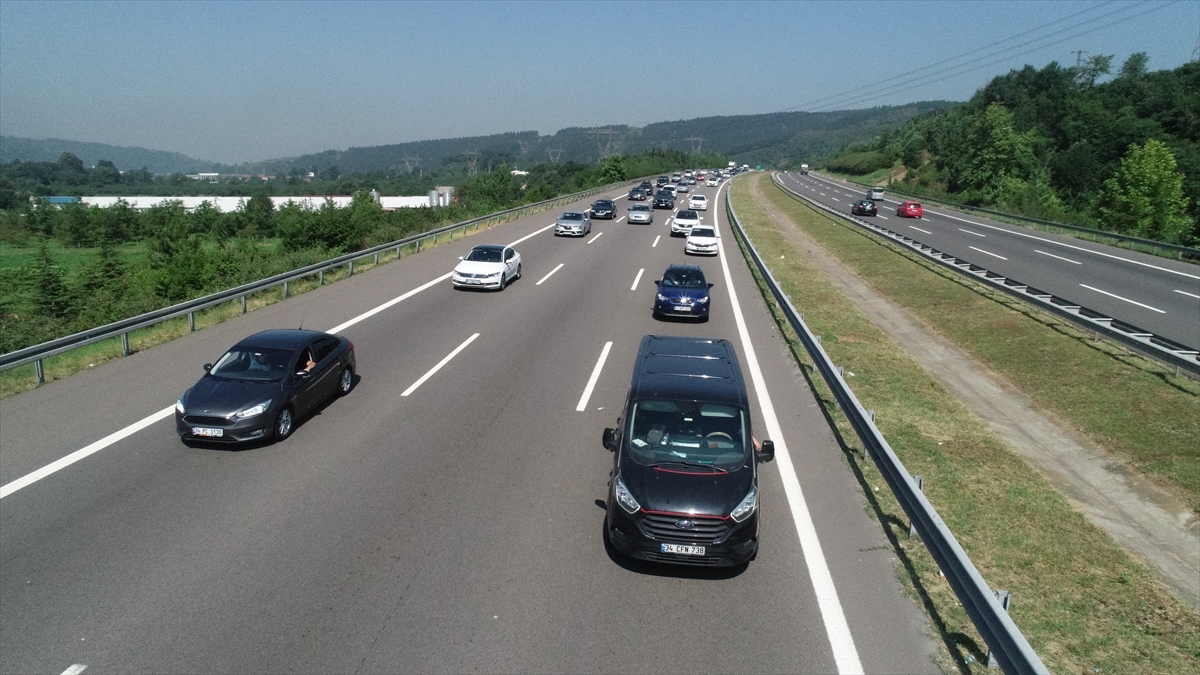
[587,127,621,159]
[1071,49,1088,83]
[402,155,421,173]
[547,148,563,163]
[685,136,705,153]
[462,150,481,176]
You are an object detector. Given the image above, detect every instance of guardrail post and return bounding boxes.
[374,252,379,264]
[241,295,247,313]
[909,475,925,537]
[396,245,402,258]
[416,239,421,253]
[348,260,354,276]
[188,311,196,332]
[986,590,1012,668]
[35,358,45,384]
[283,281,289,298]
[433,233,438,244]
[121,332,130,356]
[319,270,325,286]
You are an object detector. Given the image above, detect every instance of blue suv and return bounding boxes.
[653,264,712,320]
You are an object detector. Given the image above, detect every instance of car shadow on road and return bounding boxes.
[593,499,749,580]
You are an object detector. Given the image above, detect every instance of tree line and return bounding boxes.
[1,148,725,354]
[822,56,1197,244]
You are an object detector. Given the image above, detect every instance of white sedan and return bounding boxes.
[452,244,522,291]
[706,176,719,186]
[689,194,708,210]
[685,225,719,256]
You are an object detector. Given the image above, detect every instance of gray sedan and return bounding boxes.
[627,203,653,224]
[554,211,592,236]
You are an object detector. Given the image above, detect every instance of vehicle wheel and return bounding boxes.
[515,263,522,280]
[338,367,353,396]
[497,271,506,291]
[274,406,294,440]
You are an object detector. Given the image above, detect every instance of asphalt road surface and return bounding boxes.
[1,176,938,674]
[776,171,1200,352]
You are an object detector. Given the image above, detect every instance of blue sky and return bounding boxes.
[1,0,1196,164]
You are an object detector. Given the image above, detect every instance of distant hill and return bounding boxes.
[0,136,227,174]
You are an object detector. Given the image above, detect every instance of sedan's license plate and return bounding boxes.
[192,427,223,437]
[673,306,692,312]
[661,543,704,556]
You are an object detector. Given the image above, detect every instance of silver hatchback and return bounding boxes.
[628,203,654,224]
[554,211,592,236]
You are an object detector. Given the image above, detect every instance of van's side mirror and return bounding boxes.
[653,280,661,286]
[758,440,775,462]
[603,428,617,451]
[203,363,212,372]
[707,283,714,288]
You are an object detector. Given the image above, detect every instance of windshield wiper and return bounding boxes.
[650,461,728,473]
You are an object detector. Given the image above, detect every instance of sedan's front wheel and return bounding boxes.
[338,367,353,396]
[515,263,522,280]
[274,406,294,440]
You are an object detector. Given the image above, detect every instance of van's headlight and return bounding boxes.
[656,293,669,303]
[696,296,710,304]
[730,485,758,522]
[614,476,641,514]
[234,400,271,419]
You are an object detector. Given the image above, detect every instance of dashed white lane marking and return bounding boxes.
[536,263,564,286]
[831,198,840,202]
[401,333,480,397]
[328,273,453,334]
[1035,250,1081,265]
[631,268,644,291]
[1080,285,1166,313]
[711,181,863,674]
[587,231,604,244]
[877,215,888,220]
[615,216,626,223]
[576,341,613,412]
[61,666,87,675]
[909,226,932,234]
[969,245,1007,260]
[652,235,661,248]
[958,228,985,237]
[507,222,558,248]
[1174,289,1200,299]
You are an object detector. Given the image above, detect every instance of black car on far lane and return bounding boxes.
[628,188,647,201]
[591,199,617,219]
[175,329,356,444]
[638,180,655,194]
[850,199,878,216]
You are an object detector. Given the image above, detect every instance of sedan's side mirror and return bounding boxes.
[603,428,617,452]
[458,256,464,261]
[203,363,212,372]
[757,440,775,462]
[295,370,311,378]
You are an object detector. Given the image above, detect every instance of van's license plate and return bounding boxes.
[673,306,691,312]
[661,543,704,556]
[192,427,223,437]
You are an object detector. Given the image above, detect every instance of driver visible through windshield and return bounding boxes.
[465,248,503,263]
[627,399,747,470]
[209,347,293,382]
[659,268,707,288]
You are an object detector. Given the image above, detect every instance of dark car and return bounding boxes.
[602,335,775,567]
[653,264,712,319]
[657,176,669,187]
[652,191,676,209]
[628,188,647,201]
[175,329,355,443]
[591,199,617,219]
[639,180,655,194]
[897,201,924,218]
[850,199,877,216]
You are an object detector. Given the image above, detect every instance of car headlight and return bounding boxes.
[175,398,185,414]
[656,293,669,302]
[614,476,641,514]
[730,485,758,522]
[696,296,710,304]
[234,400,271,419]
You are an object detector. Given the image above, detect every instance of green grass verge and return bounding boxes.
[731,174,1199,675]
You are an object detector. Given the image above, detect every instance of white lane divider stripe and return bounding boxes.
[909,226,931,234]
[615,216,626,223]
[959,228,985,237]
[1174,289,1200,299]
[712,182,863,674]
[61,666,87,675]
[631,268,644,291]
[652,235,661,248]
[587,232,604,244]
[969,246,1007,260]
[576,341,613,412]
[536,263,564,286]
[507,222,558,248]
[401,333,480,397]
[328,273,453,334]
[1,407,174,499]
[1035,250,1081,264]
[877,215,888,220]
[1080,284,1166,313]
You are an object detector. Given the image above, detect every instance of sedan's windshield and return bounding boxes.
[660,269,707,288]
[690,227,716,238]
[594,201,613,207]
[627,399,747,469]
[631,205,651,211]
[210,347,293,382]
[560,212,583,221]
[465,248,503,262]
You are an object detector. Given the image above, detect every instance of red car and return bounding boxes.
[897,201,924,218]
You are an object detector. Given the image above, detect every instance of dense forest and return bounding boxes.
[822,56,1198,244]
[0,148,724,354]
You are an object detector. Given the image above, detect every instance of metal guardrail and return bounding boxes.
[724,182,1050,675]
[1,178,641,381]
[772,173,1200,379]
[806,170,1199,260]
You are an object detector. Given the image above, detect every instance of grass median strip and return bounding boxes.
[730,174,1198,675]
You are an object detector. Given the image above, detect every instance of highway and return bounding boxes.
[0,175,938,674]
[777,171,1200,352]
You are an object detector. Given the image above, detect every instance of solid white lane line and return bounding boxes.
[1,407,173,499]
[61,666,87,675]
[1080,285,1166,313]
[328,273,453,334]
[969,246,1007,260]
[1035,250,1081,264]
[652,235,661,248]
[507,221,558,248]
[712,182,863,673]
[576,341,613,412]
[959,228,985,237]
[927,209,1199,280]
[587,232,604,244]
[631,268,644,291]
[536,263,564,286]
[909,226,932,234]
[401,333,480,397]
[1174,289,1200,299]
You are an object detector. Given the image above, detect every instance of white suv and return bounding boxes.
[689,194,708,210]
[671,209,701,236]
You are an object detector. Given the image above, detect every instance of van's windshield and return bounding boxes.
[626,399,748,469]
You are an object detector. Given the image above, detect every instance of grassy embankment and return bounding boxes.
[730,173,1199,674]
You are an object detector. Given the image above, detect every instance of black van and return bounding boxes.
[602,335,774,567]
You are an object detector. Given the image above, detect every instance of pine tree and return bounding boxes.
[31,240,72,319]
